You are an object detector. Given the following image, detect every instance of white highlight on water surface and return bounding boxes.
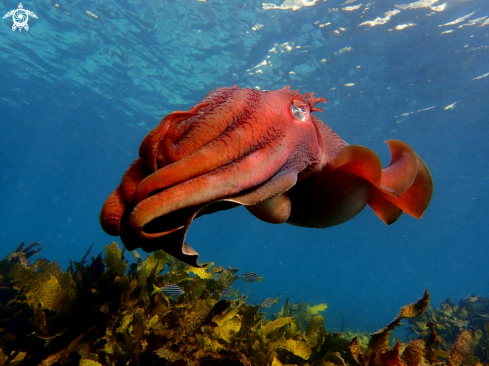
[338,47,352,53]
[86,10,98,19]
[396,23,416,30]
[360,9,401,27]
[252,60,267,69]
[395,105,435,118]
[395,0,438,10]
[359,0,447,28]
[268,42,295,54]
[430,3,446,12]
[472,72,489,80]
[417,106,435,113]
[460,17,488,28]
[262,0,320,11]
[444,102,457,110]
[439,12,475,27]
[343,4,362,11]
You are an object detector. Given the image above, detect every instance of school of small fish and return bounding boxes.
[151,269,275,308]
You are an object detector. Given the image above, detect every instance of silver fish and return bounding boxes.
[260,294,281,308]
[131,250,142,262]
[241,272,264,283]
[222,287,239,298]
[152,283,185,297]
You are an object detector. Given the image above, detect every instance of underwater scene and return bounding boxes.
[1,0,488,364]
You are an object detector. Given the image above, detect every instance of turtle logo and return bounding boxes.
[3,3,38,32]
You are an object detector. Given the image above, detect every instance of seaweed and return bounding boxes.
[271,299,328,332]
[407,295,489,364]
[0,243,486,366]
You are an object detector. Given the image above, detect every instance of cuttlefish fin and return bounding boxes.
[367,192,404,225]
[330,140,433,223]
[376,153,433,219]
[329,140,418,197]
[378,140,418,197]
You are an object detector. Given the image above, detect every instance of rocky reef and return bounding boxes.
[0,242,487,366]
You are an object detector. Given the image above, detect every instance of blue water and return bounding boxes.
[1,0,488,334]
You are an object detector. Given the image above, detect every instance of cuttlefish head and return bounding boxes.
[100,86,329,266]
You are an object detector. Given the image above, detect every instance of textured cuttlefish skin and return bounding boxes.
[100,86,433,266]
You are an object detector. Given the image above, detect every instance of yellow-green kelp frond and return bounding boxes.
[272,299,328,332]
[1,244,487,366]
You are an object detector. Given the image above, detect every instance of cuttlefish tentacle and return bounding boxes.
[133,102,296,204]
[120,157,148,205]
[100,186,126,236]
[130,144,291,239]
[100,157,147,235]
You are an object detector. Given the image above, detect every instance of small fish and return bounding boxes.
[151,283,185,297]
[280,297,291,317]
[260,294,281,308]
[131,250,142,262]
[212,273,222,281]
[241,272,264,283]
[211,265,224,273]
[222,287,240,298]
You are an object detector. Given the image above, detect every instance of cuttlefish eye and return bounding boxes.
[290,100,309,121]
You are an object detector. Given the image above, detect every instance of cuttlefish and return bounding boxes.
[100,86,433,266]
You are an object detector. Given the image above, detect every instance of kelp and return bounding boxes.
[407,295,489,365]
[0,243,487,366]
[272,298,328,332]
